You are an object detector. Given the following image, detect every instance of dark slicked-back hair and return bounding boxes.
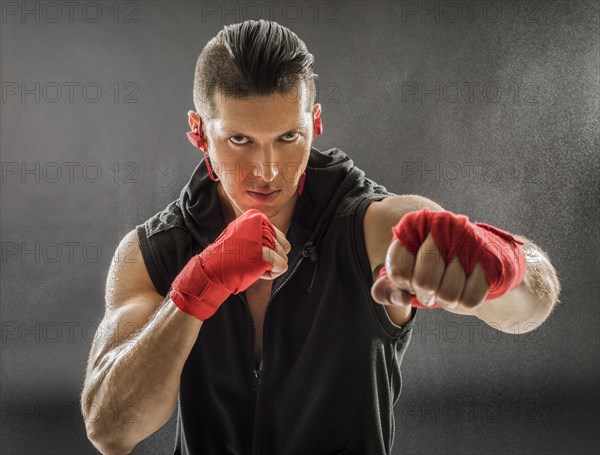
[193,20,318,121]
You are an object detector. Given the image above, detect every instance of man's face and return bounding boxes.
[204,83,320,220]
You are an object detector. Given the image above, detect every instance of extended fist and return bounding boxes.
[372,208,526,311]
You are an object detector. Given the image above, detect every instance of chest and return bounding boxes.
[244,280,273,368]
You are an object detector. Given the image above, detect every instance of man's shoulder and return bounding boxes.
[330,177,393,220]
[135,199,196,297]
[138,199,189,240]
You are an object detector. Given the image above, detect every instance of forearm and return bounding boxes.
[474,235,561,333]
[82,298,202,453]
[374,196,561,332]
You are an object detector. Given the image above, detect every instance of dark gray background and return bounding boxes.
[1,1,598,454]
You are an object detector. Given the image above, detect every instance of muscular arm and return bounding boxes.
[366,195,561,332]
[81,230,202,454]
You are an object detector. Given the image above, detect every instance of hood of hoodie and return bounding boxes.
[178,146,393,265]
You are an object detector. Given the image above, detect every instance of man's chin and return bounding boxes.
[232,189,296,219]
[235,198,270,213]
[247,205,279,218]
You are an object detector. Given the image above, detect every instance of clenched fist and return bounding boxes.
[372,208,526,311]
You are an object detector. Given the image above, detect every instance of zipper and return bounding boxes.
[241,241,318,455]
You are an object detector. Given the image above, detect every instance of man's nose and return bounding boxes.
[253,146,279,182]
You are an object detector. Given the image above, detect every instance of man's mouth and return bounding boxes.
[247,190,281,202]
[248,189,278,195]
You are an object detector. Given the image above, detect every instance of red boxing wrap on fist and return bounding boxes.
[377,207,526,309]
[170,209,276,321]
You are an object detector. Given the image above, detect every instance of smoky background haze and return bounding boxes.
[1,1,598,454]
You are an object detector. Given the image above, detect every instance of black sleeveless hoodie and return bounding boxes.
[136,146,418,455]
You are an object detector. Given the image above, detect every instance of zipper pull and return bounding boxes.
[306,249,320,293]
[301,242,312,258]
[302,242,318,261]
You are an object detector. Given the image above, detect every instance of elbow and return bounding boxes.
[81,394,137,455]
[85,422,136,455]
[476,288,555,335]
[471,280,537,335]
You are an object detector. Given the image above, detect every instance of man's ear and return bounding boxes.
[312,103,322,137]
[186,110,207,150]
[188,110,201,132]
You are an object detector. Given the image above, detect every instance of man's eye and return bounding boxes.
[281,132,299,142]
[229,133,299,146]
[229,136,249,145]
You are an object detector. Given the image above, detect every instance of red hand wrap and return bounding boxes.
[377,208,526,309]
[170,209,276,321]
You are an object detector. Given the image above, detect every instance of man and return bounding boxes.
[81,20,560,455]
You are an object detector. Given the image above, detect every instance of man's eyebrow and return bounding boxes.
[223,125,306,136]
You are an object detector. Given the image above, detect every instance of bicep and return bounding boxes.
[86,230,166,374]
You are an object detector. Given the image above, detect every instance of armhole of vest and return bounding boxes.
[353,196,418,339]
[136,223,170,298]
